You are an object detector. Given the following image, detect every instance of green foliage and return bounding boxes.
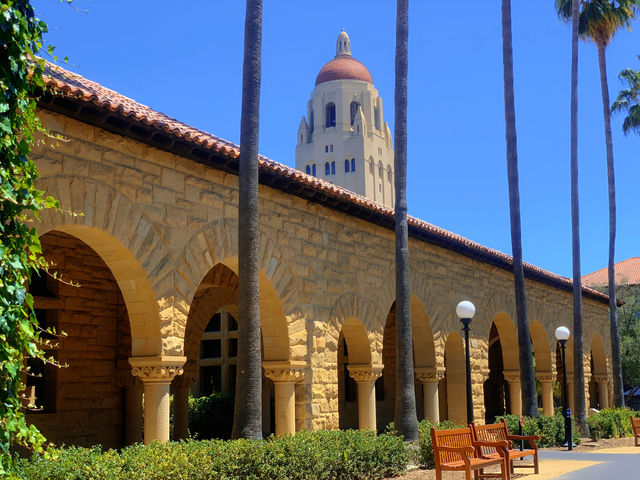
[11,430,408,480]
[617,286,640,386]
[499,413,581,447]
[187,393,235,440]
[587,408,640,441]
[0,0,59,474]
[417,419,464,469]
[612,60,640,135]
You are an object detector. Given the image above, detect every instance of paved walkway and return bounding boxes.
[531,447,639,479]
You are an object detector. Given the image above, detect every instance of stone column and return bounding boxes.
[595,374,609,409]
[347,364,383,431]
[117,375,144,445]
[567,375,575,413]
[263,361,306,437]
[537,373,555,417]
[172,374,196,440]
[415,367,444,423]
[504,371,522,416]
[130,356,186,444]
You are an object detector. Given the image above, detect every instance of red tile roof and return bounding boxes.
[39,62,612,305]
[582,257,640,287]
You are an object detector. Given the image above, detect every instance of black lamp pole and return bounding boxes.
[461,317,474,424]
[559,339,573,451]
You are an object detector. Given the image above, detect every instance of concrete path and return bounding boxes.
[533,448,640,479]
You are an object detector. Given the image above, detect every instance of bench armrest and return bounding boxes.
[506,435,539,449]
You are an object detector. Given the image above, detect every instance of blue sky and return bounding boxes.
[32,0,640,279]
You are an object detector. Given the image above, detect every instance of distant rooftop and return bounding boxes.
[582,257,640,287]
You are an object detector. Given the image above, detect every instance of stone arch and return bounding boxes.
[177,219,304,362]
[530,321,552,374]
[411,296,436,369]
[590,334,608,376]
[326,293,379,364]
[36,175,172,356]
[491,312,519,372]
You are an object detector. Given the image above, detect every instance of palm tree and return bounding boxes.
[612,59,640,133]
[232,0,263,440]
[556,0,589,435]
[394,0,418,442]
[566,0,640,408]
[501,0,538,417]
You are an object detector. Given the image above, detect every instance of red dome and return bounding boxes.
[315,55,373,86]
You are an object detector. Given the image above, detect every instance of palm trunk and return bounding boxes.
[570,0,589,436]
[596,41,624,408]
[501,0,538,417]
[232,0,263,439]
[393,0,418,442]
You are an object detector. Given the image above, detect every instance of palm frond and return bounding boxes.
[622,104,640,134]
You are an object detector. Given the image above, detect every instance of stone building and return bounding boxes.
[295,31,395,209]
[24,57,613,448]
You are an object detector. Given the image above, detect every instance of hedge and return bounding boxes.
[187,393,235,440]
[499,413,581,447]
[587,408,640,441]
[11,430,408,480]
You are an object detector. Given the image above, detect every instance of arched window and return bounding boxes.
[309,109,314,134]
[345,159,350,173]
[378,162,383,178]
[325,162,331,175]
[325,103,336,128]
[312,164,316,176]
[350,101,361,126]
[374,105,380,130]
[351,158,356,172]
[331,161,336,175]
[369,157,375,175]
[306,165,311,175]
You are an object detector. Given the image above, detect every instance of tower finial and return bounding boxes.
[336,30,351,57]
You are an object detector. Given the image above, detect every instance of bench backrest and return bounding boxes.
[631,416,640,433]
[431,426,477,467]
[471,420,509,457]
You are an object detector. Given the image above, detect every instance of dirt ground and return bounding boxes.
[385,437,638,480]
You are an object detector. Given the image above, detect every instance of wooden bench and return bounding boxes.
[430,426,509,480]
[471,419,540,479]
[631,416,640,447]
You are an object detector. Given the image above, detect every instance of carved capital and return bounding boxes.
[115,375,142,389]
[172,374,197,389]
[503,370,520,384]
[129,355,186,384]
[347,364,383,383]
[536,373,555,384]
[263,361,306,383]
[415,367,444,384]
[593,374,609,384]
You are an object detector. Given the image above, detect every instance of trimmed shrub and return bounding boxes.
[11,430,408,480]
[417,419,464,469]
[499,413,580,447]
[188,393,235,440]
[587,408,640,441]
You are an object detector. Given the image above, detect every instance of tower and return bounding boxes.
[295,30,395,208]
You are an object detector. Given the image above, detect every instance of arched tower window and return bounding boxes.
[350,101,361,126]
[351,158,356,172]
[312,164,316,176]
[378,161,383,178]
[345,159,350,173]
[374,105,380,130]
[325,162,331,176]
[325,103,336,128]
[369,157,375,175]
[331,161,336,175]
[309,109,314,134]
[306,165,311,175]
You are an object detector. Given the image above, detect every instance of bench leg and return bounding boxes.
[436,469,442,480]
[534,452,539,474]
[503,458,511,480]
[465,465,472,480]
[474,468,480,480]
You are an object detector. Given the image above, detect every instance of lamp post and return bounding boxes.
[456,300,475,424]
[555,326,572,451]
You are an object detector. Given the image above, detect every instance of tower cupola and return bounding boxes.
[336,29,351,56]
